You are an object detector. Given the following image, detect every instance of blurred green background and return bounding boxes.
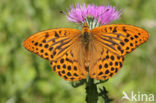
[0,0,155,103]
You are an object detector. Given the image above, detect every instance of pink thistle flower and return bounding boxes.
[65,3,121,28]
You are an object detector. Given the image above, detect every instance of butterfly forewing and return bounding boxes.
[91,24,149,56]
[24,28,81,60]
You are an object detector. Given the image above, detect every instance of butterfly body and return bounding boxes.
[24,23,149,81]
[80,22,91,50]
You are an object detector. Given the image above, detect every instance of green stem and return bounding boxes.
[85,78,113,103]
[72,78,112,103]
[85,78,98,103]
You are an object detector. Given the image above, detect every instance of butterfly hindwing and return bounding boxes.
[50,40,88,81]
[91,24,149,56]
[89,40,124,80]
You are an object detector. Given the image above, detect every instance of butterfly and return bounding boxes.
[24,22,149,81]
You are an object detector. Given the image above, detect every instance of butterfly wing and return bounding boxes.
[89,24,149,80]
[50,39,88,81]
[24,28,80,60]
[24,28,88,81]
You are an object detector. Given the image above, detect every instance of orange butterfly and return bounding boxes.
[24,22,149,81]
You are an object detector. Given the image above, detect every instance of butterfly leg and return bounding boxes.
[71,79,87,88]
[95,79,109,85]
[98,86,113,103]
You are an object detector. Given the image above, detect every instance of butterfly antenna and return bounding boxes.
[96,0,122,22]
[60,9,82,25]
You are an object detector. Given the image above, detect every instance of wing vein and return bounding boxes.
[49,38,69,46]
[93,35,119,51]
[100,35,123,41]
[54,39,72,51]
[99,37,121,46]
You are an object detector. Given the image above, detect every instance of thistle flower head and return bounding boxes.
[65,3,121,29]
